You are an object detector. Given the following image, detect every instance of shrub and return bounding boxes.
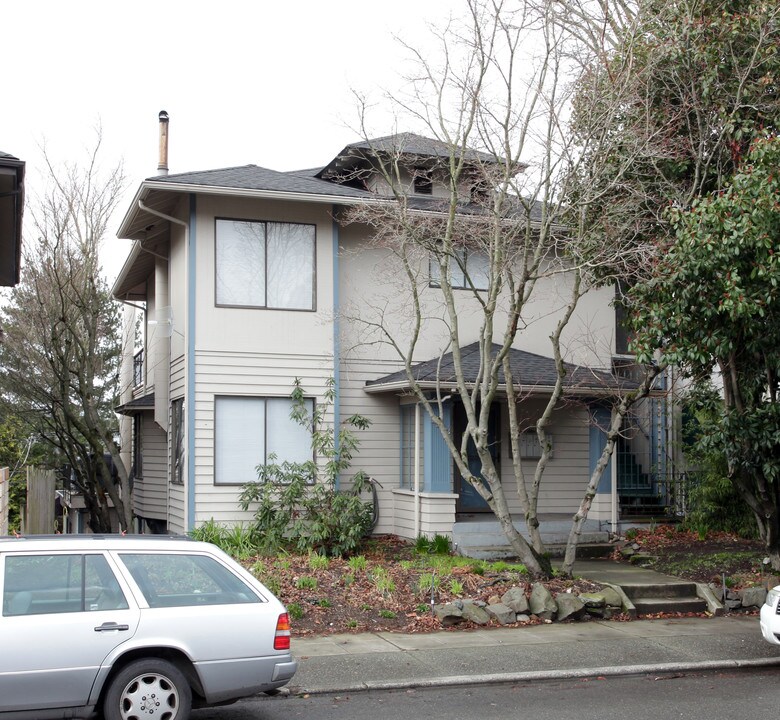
[414,533,452,555]
[295,576,318,590]
[239,378,376,556]
[190,520,259,559]
[308,552,330,570]
[348,555,367,573]
[287,602,304,620]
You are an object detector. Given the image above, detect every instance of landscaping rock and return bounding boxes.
[501,586,529,613]
[486,602,517,625]
[529,583,557,620]
[599,587,624,609]
[740,586,767,608]
[461,600,491,625]
[556,594,585,621]
[434,602,464,626]
[578,592,606,609]
[516,613,531,623]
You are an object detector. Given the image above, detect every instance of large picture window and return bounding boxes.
[429,249,489,291]
[214,396,314,486]
[215,219,315,310]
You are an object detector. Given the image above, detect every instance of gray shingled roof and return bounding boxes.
[366,342,632,393]
[115,393,154,415]
[343,133,501,164]
[145,164,375,199]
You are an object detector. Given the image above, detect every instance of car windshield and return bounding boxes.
[118,553,262,608]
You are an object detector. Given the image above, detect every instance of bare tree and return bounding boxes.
[341,0,662,577]
[0,136,132,532]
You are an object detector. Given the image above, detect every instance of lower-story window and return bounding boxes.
[214,395,313,486]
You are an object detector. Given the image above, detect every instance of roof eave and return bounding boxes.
[363,379,645,396]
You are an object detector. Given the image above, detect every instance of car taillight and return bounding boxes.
[274,612,291,651]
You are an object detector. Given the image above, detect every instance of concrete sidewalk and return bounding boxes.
[290,615,779,695]
[288,560,780,695]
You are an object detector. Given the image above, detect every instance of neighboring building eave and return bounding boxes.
[0,153,25,286]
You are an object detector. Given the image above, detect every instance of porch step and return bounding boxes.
[620,582,707,615]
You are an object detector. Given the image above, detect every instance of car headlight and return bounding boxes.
[765,587,780,608]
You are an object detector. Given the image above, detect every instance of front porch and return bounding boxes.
[452,513,610,560]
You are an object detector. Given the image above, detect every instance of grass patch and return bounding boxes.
[287,602,304,620]
[295,576,318,590]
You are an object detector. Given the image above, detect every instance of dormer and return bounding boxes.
[316,133,510,203]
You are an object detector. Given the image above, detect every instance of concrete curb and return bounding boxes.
[290,657,780,696]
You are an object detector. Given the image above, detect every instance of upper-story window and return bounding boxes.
[430,249,490,291]
[215,218,316,310]
[413,168,433,195]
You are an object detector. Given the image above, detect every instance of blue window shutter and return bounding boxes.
[424,403,452,493]
[589,407,611,492]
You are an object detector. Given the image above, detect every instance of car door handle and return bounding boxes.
[95,622,130,632]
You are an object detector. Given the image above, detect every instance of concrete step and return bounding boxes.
[630,596,708,614]
[621,582,699,599]
[620,582,707,615]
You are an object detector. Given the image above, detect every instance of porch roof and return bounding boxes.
[364,342,639,396]
[115,393,154,415]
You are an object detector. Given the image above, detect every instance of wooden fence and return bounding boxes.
[25,466,56,534]
[0,467,8,535]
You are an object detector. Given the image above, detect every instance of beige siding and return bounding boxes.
[391,490,458,540]
[339,358,406,535]
[191,350,334,526]
[338,222,616,369]
[133,414,168,521]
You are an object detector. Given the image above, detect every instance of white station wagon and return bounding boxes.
[0,535,297,720]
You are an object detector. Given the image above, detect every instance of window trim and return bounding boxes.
[214,216,317,312]
[132,414,143,480]
[213,394,315,487]
[171,398,184,485]
[429,248,490,291]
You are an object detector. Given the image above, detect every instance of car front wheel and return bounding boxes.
[103,658,192,720]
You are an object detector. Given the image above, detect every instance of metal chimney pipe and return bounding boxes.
[157,110,169,176]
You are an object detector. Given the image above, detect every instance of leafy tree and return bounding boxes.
[632,136,780,567]
[0,414,48,531]
[680,384,757,538]
[239,379,376,557]
[566,0,780,271]
[0,138,132,532]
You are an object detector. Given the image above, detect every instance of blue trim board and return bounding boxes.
[187,194,197,531]
[424,401,452,493]
[589,406,611,492]
[332,213,341,490]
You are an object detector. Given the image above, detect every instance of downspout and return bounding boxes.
[136,197,195,532]
[611,440,618,535]
[414,402,421,538]
[332,212,341,490]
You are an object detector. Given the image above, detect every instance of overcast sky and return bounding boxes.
[4,0,455,279]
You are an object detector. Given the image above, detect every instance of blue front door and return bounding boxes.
[455,403,500,512]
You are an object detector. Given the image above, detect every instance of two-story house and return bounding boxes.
[112,119,677,553]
